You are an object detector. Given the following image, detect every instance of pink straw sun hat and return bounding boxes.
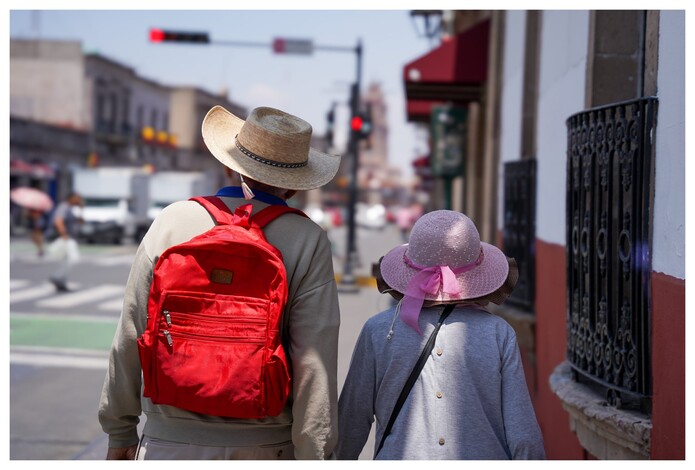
[380,210,512,332]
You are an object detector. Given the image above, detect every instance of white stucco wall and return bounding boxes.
[652,10,685,280]
[10,40,87,129]
[535,10,590,245]
[497,10,527,230]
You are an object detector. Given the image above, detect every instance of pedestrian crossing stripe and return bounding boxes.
[36,284,124,309]
[98,298,124,311]
[10,281,127,311]
[10,279,30,290]
[91,254,136,267]
[9,283,60,303]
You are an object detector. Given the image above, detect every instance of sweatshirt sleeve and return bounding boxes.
[335,324,376,460]
[500,330,546,459]
[97,242,152,448]
[287,231,340,460]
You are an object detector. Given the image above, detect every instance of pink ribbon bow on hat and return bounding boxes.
[401,249,484,334]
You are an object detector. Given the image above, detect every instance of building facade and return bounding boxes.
[9,38,247,204]
[403,9,685,459]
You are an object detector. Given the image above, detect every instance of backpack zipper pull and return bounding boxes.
[163,310,171,326]
[163,330,173,346]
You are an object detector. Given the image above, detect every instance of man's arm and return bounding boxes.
[287,231,340,459]
[98,242,153,452]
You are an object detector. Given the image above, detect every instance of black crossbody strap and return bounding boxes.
[375,304,455,457]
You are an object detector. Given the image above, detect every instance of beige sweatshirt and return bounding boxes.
[98,195,340,459]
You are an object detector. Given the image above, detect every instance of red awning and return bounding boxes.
[403,19,490,122]
[412,155,432,178]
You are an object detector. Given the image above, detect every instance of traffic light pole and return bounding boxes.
[339,40,362,292]
[150,31,364,290]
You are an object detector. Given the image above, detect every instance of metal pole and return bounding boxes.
[339,40,362,291]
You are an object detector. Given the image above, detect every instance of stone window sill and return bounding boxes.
[549,361,652,459]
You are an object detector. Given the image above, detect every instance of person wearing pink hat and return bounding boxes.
[336,210,545,460]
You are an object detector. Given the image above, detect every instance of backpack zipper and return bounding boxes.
[159,328,266,346]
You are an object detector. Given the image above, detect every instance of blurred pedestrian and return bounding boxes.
[395,204,416,242]
[98,105,342,460]
[46,192,83,292]
[28,208,46,257]
[336,210,545,460]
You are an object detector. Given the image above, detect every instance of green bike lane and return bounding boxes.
[10,238,132,358]
[10,313,118,352]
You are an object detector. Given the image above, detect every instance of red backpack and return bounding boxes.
[137,196,306,418]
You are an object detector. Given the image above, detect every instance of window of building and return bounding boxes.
[503,159,536,310]
[565,97,656,413]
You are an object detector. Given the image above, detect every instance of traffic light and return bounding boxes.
[272,38,314,55]
[149,28,209,44]
[350,112,372,140]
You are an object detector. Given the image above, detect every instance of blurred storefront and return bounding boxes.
[403,9,684,460]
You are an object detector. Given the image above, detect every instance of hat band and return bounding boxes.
[399,247,485,334]
[235,136,308,169]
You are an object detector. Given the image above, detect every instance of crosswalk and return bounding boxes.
[10,281,126,312]
[10,248,133,369]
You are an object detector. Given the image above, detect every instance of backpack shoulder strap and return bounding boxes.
[251,205,308,229]
[190,196,234,225]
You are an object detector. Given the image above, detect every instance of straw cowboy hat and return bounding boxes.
[379,210,518,332]
[202,105,341,191]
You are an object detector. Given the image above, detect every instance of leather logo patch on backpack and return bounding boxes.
[210,268,234,284]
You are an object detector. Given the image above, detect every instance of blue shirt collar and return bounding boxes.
[215,186,288,206]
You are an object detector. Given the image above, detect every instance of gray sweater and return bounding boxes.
[336,305,545,460]
[98,196,340,459]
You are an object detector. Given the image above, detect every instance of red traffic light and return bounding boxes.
[150,28,165,43]
[351,116,364,131]
[149,28,209,44]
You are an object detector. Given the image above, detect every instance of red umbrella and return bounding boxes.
[10,187,54,212]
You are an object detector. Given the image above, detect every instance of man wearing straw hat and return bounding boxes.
[98,105,341,460]
[336,210,545,460]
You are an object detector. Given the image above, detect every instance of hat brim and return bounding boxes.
[380,241,511,303]
[202,106,341,191]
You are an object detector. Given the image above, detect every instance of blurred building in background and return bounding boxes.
[9,38,247,202]
[404,9,684,460]
[357,83,402,207]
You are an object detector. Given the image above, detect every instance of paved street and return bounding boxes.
[9,223,401,460]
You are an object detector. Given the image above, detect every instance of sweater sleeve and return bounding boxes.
[500,330,546,459]
[287,231,340,460]
[335,324,376,460]
[97,242,152,448]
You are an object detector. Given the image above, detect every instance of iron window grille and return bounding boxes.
[503,159,537,311]
[566,97,657,413]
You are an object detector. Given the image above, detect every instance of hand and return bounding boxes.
[106,445,138,460]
